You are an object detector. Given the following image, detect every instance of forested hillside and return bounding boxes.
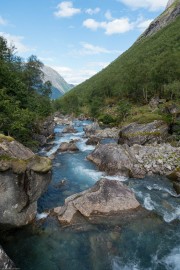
[55,9,180,119]
[0,36,52,147]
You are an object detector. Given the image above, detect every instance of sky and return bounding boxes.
[0,0,168,85]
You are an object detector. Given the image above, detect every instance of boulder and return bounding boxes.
[33,115,55,146]
[54,178,140,224]
[88,143,180,179]
[86,137,100,145]
[0,134,52,227]
[167,168,180,194]
[87,144,133,176]
[0,245,15,269]
[95,127,119,139]
[83,123,100,136]
[62,126,77,133]
[58,142,79,152]
[118,120,169,146]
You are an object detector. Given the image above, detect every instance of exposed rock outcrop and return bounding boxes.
[62,125,77,133]
[138,0,180,40]
[58,142,79,152]
[83,123,100,136]
[87,143,180,179]
[86,137,100,145]
[0,245,15,269]
[95,127,119,139]
[118,120,169,146]
[54,178,141,224]
[33,115,55,146]
[0,135,52,227]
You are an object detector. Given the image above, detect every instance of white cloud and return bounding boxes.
[70,42,122,56]
[0,16,8,26]
[85,8,100,15]
[118,0,167,11]
[137,19,153,31]
[105,18,134,35]
[83,19,104,31]
[83,18,134,35]
[105,10,113,21]
[87,61,110,68]
[51,65,97,85]
[39,57,54,62]
[0,32,32,53]
[54,1,81,18]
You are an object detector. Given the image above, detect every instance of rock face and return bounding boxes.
[86,137,100,145]
[166,0,176,9]
[58,142,79,152]
[87,144,133,176]
[138,0,180,40]
[83,123,100,136]
[95,127,119,139]
[87,143,180,179]
[54,179,140,224]
[33,115,55,146]
[118,121,169,146]
[0,246,15,269]
[0,135,52,227]
[62,125,77,133]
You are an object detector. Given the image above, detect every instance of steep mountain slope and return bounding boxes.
[138,0,180,40]
[42,65,73,99]
[56,0,180,116]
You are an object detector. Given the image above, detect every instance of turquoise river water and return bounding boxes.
[0,120,180,270]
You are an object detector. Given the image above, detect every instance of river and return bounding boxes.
[0,119,180,270]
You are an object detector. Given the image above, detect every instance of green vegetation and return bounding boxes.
[0,36,52,146]
[55,15,180,123]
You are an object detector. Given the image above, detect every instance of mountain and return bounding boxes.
[56,0,180,117]
[138,0,180,40]
[42,65,73,99]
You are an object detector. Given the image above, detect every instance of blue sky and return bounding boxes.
[0,0,168,85]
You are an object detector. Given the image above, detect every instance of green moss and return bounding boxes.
[0,134,15,143]
[28,156,52,173]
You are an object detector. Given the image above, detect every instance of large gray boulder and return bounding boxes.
[83,123,100,136]
[58,141,79,152]
[0,246,15,269]
[87,143,180,179]
[118,120,169,146]
[0,134,52,227]
[32,115,55,146]
[54,178,140,224]
[94,127,119,139]
[87,144,133,176]
[62,125,77,133]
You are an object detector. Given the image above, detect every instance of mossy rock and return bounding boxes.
[0,134,15,143]
[28,156,52,173]
[0,160,11,172]
[11,159,28,174]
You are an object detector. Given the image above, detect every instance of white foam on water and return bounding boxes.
[163,207,180,223]
[36,212,49,220]
[143,194,155,211]
[73,165,104,181]
[105,175,128,182]
[77,139,96,152]
[112,257,142,270]
[146,184,178,197]
[162,246,180,270]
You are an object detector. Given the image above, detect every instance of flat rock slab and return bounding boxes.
[55,178,140,224]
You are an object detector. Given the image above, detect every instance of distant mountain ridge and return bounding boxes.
[42,65,73,99]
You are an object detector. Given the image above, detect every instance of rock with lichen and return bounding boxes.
[0,134,52,227]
